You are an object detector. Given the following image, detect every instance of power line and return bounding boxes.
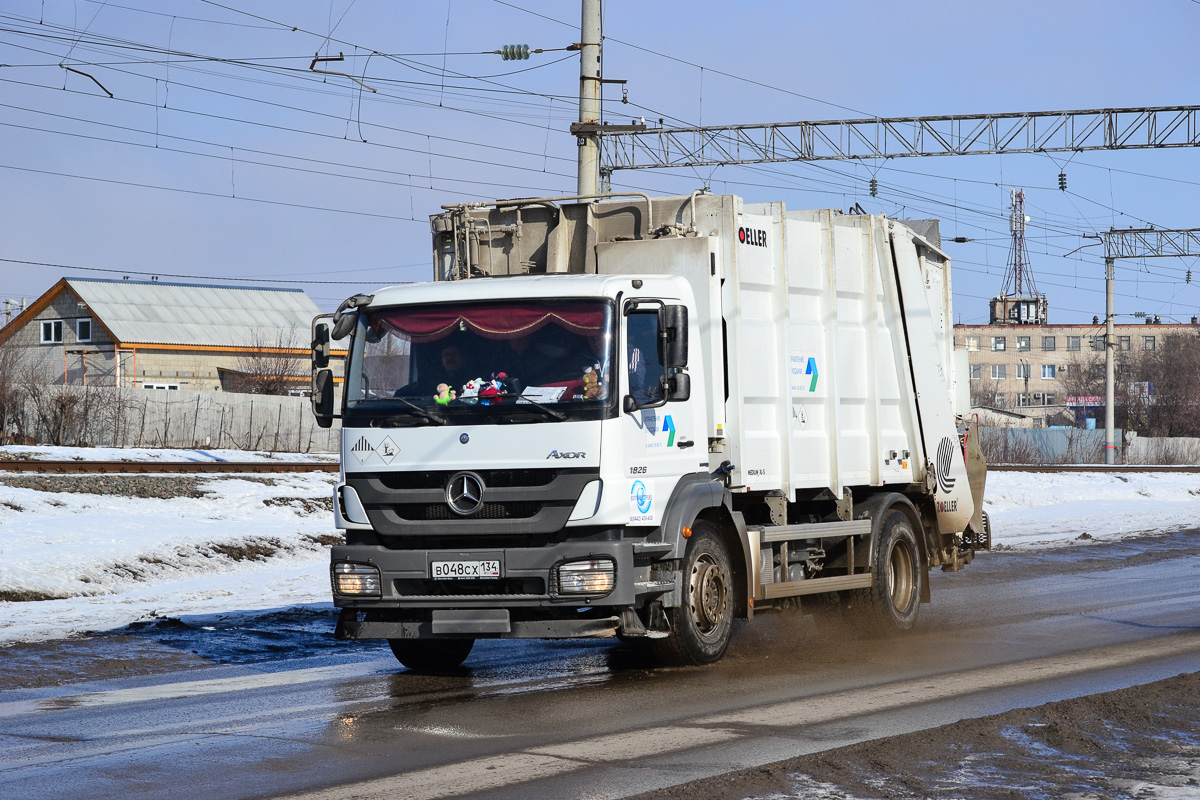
[490,0,875,116]
[0,161,429,221]
[0,256,413,285]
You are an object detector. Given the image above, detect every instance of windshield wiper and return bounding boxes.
[511,393,567,421]
[386,396,447,426]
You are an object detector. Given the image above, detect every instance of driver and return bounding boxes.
[627,319,662,405]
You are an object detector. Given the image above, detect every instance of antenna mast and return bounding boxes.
[990,187,1047,325]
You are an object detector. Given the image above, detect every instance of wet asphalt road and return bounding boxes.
[2,530,1200,800]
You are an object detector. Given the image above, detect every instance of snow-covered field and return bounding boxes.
[2,446,1199,645]
[984,470,1200,548]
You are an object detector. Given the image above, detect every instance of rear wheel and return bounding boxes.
[652,522,735,666]
[845,509,922,634]
[388,638,474,672]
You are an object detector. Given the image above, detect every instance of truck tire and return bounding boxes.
[846,509,922,634]
[652,521,734,666]
[388,638,474,672]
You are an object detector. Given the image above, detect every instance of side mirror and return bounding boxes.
[664,371,690,402]
[331,292,373,340]
[331,311,358,341]
[660,305,688,368]
[312,369,334,427]
[311,320,331,369]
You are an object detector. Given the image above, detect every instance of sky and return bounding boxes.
[2,1,1200,324]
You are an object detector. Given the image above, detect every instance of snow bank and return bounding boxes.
[984,470,1200,549]
[0,466,339,644]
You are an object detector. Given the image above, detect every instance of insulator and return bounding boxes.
[869,177,878,197]
[1058,171,1067,191]
[500,44,530,60]
[1187,269,1193,284]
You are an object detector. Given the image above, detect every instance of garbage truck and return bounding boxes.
[309,191,989,670]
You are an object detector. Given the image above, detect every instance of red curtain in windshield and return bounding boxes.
[373,302,605,343]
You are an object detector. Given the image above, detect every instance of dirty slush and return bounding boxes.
[635,670,1200,800]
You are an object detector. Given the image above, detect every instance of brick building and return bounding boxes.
[0,277,324,392]
[953,316,1199,425]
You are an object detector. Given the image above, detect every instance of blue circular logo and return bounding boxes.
[631,480,651,514]
[459,433,470,444]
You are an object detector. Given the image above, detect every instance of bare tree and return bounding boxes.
[0,342,31,443]
[969,375,1002,408]
[15,350,105,446]
[1061,351,1104,403]
[977,426,1044,464]
[228,329,308,396]
[1130,331,1200,437]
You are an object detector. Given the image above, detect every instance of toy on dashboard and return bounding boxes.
[459,377,484,400]
[581,365,602,399]
[478,372,512,405]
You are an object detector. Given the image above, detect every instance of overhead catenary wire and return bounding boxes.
[2,3,1197,316]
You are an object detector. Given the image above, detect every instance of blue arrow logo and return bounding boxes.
[662,415,675,447]
[805,357,819,392]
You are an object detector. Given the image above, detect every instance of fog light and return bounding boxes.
[555,558,615,595]
[332,562,381,597]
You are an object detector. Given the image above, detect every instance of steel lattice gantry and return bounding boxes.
[1099,228,1200,260]
[1083,226,1200,466]
[597,105,1200,174]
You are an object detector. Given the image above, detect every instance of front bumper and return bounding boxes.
[335,610,621,640]
[331,536,640,608]
[330,534,679,639]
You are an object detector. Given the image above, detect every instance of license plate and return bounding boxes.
[431,560,501,580]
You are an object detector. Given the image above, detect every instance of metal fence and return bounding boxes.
[1126,435,1200,465]
[8,386,339,452]
[979,426,1120,465]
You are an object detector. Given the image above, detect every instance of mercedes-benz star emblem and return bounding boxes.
[446,471,485,516]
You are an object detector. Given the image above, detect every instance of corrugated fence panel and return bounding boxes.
[10,387,339,452]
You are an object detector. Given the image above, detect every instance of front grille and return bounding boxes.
[376,469,560,491]
[395,577,545,597]
[394,502,542,521]
[348,467,598,535]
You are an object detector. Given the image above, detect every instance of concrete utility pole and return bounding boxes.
[1087,227,1200,465]
[576,0,602,196]
[2,298,27,328]
[1105,257,1116,465]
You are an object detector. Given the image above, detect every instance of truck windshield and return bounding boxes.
[344,299,615,424]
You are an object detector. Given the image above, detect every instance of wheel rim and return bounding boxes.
[887,538,916,614]
[689,554,729,637]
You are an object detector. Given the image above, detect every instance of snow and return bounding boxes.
[984,470,1200,548]
[1,453,339,644]
[1,444,335,464]
[2,447,1199,645]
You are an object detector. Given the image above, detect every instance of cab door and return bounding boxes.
[620,301,700,527]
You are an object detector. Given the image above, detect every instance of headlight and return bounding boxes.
[332,562,381,597]
[555,558,615,596]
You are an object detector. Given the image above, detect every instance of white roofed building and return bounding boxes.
[0,278,324,393]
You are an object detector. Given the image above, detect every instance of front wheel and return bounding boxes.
[388,638,474,672]
[652,522,735,666]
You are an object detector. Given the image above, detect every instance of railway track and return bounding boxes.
[989,464,1200,473]
[0,459,1193,475]
[0,460,339,474]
